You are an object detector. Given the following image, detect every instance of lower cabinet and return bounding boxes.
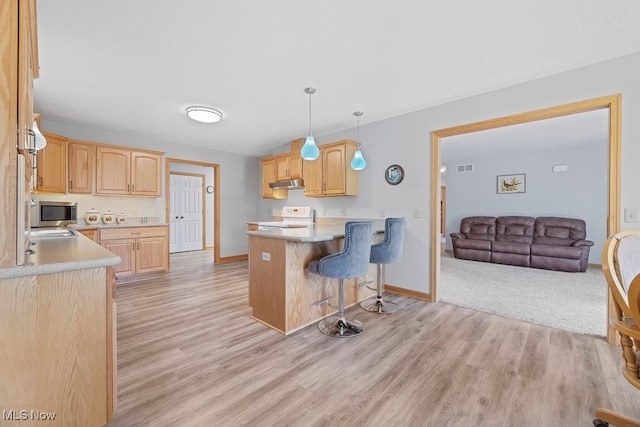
[99,226,169,277]
[0,266,116,425]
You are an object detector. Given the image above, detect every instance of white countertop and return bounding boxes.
[0,234,120,279]
[69,223,169,230]
[246,222,385,242]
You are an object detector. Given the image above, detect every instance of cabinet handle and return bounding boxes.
[69,180,73,189]
[27,129,36,152]
[132,242,135,251]
[127,184,130,192]
[131,184,134,193]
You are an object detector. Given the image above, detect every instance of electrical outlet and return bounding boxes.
[625,208,638,223]
[261,252,270,261]
[414,208,421,218]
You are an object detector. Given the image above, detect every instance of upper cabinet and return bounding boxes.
[68,140,95,194]
[303,139,359,198]
[275,138,304,181]
[96,146,162,196]
[34,131,67,193]
[261,157,287,199]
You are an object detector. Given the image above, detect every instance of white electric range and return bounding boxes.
[257,207,315,230]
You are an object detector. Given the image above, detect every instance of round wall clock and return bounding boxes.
[385,164,404,185]
[206,185,214,194]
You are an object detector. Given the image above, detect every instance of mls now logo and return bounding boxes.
[3,409,56,421]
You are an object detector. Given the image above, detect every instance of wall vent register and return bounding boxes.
[456,164,474,173]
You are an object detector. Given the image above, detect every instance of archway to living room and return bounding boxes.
[430,94,621,343]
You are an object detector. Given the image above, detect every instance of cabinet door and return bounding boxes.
[96,147,131,195]
[275,155,289,181]
[35,133,67,193]
[262,158,284,199]
[288,153,303,179]
[131,151,162,196]
[323,144,347,196]
[68,141,94,194]
[136,236,168,274]
[100,239,135,276]
[302,157,323,197]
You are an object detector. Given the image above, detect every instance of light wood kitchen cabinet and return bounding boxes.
[68,140,95,194]
[99,226,169,277]
[275,152,303,180]
[96,146,163,196]
[303,139,359,197]
[34,131,67,193]
[0,266,117,426]
[78,228,98,242]
[1,0,38,267]
[261,157,288,199]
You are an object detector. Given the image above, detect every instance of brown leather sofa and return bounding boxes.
[450,216,594,272]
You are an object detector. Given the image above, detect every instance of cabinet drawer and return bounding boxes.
[99,226,168,240]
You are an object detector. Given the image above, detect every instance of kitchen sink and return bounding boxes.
[29,228,78,239]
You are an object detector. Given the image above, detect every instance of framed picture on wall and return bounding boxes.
[497,173,525,194]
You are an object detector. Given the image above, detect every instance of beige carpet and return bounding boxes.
[438,252,608,337]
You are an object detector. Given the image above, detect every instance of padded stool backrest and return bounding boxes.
[315,221,372,279]
[370,217,406,264]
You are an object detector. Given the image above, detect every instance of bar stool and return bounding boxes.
[360,217,406,313]
[308,221,372,337]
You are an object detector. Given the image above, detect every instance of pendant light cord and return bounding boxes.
[308,92,312,136]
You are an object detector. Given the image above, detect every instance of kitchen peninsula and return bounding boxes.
[247,221,384,335]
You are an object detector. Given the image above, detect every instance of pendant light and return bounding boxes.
[350,111,367,170]
[300,87,320,160]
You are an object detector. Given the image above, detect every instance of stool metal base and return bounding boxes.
[318,317,364,337]
[360,297,399,314]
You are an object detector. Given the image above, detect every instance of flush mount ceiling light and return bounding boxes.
[300,87,320,161]
[186,106,223,123]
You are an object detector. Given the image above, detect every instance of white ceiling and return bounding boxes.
[34,1,640,157]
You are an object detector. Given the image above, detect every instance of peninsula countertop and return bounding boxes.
[246,221,385,242]
[0,233,121,279]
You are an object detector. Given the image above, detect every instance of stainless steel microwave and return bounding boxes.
[30,201,78,228]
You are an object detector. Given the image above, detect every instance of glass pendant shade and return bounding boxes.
[300,87,319,160]
[33,121,47,150]
[350,148,366,170]
[301,135,320,160]
[350,111,366,170]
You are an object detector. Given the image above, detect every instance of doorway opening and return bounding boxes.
[165,158,221,263]
[430,94,621,343]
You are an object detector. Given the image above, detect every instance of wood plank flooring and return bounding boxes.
[108,250,640,426]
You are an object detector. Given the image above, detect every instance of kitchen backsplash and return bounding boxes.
[31,193,164,225]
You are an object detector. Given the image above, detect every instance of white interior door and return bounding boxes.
[170,174,203,253]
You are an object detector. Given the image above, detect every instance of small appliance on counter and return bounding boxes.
[257,206,315,230]
[31,200,78,228]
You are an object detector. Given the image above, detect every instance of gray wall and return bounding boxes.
[260,51,640,293]
[40,120,260,258]
[443,145,608,263]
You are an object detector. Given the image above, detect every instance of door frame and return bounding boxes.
[430,93,622,343]
[169,171,206,253]
[165,158,221,263]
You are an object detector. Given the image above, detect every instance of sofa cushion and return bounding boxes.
[533,216,586,245]
[459,216,496,241]
[492,241,531,255]
[530,244,581,260]
[454,239,492,251]
[495,216,534,244]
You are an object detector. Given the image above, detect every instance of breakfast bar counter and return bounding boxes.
[247,223,384,334]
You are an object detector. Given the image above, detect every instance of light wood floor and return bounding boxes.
[108,250,640,426]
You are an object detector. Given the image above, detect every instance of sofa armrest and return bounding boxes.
[572,239,594,248]
[450,233,466,240]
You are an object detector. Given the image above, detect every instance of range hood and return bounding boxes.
[269,179,304,189]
